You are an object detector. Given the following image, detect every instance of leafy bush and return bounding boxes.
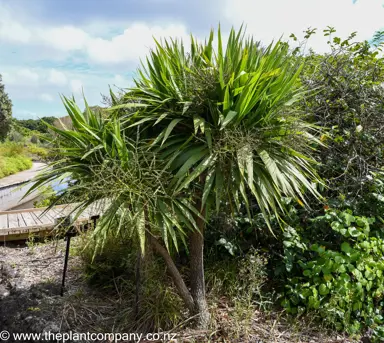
[13,116,56,134]
[75,233,185,332]
[26,144,49,160]
[299,29,384,218]
[282,209,384,340]
[30,135,38,144]
[7,130,24,143]
[0,142,34,178]
[206,248,269,302]
[0,155,32,178]
[205,248,273,340]
[0,141,25,156]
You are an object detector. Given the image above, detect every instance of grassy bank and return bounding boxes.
[0,142,33,179]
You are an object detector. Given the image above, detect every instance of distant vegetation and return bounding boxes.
[0,112,53,179]
[0,74,12,140]
[0,142,32,178]
[13,116,57,134]
[0,84,103,180]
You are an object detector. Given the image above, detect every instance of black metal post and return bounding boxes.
[91,215,100,230]
[59,214,99,296]
[61,233,72,296]
[56,215,75,297]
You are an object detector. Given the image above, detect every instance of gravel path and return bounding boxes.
[0,240,84,342]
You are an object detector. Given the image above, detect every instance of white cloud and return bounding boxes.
[2,0,384,67]
[48,69,67,86]
[40,93,54,102]
[0,6,31,43]
[113,75,125,84]
[113,74,133,88]
[17,69,39,83]
[70,79,83,94]
[0,4,190,65]
[1,72,13,85]
[86,23,190,63]
[224,0,384,52]
[40,26,90,51]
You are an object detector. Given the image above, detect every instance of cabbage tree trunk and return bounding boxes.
[148,234,195,313]
[189,225,210,329]
[189,186,210,329]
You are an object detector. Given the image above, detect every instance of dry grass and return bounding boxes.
[0,238,361,343]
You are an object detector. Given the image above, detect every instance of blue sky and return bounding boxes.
[1,0,383,119]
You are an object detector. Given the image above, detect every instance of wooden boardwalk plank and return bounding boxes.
[0,215,7,229]
[48,208,60,217]
[17,213,27,227]
[22,212,38,227]
[8,214,19,229]
[0,202,104,241]
[42,209,57,222]
[32,211,53,225]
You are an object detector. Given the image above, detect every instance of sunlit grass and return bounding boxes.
[0,142,33,179]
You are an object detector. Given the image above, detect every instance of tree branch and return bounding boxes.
[147,234,195,313]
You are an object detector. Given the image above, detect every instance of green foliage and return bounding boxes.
[0,74,12,140]
[0,141,24,156]
[13,116,56,134]
[122,26,322,230]
[0,142,32,178]
[76,233,185,331]
[26,144,49,160]
[282,209,384,340]
[30,26,321,254]
[26,96,200,255]
[300,29,384,216]
[206,248,268,302]
[0,141,49,178]
[83,106,108,118]
[206,248,273,340]
[0,156,32,178]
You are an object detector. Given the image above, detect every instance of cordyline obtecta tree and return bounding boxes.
[29,27,322,328]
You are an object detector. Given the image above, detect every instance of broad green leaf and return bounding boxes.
[221,110,238,129]
[162,118,182,145]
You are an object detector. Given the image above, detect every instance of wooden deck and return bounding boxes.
[0,203,102,241]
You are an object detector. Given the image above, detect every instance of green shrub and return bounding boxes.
[282,209,384,340]
[205,248,272,340]
[0,155,32,178]
[206,248,269,302]
[26,144,48,159]
[8,130,24,143]
[0,141,25,157]
[0,142,34,178]
[75,233,185,332]
[30,135,38,144]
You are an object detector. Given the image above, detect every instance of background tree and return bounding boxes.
[300,28,384,216]
[0,74,12,140]
[13,116,57,134]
